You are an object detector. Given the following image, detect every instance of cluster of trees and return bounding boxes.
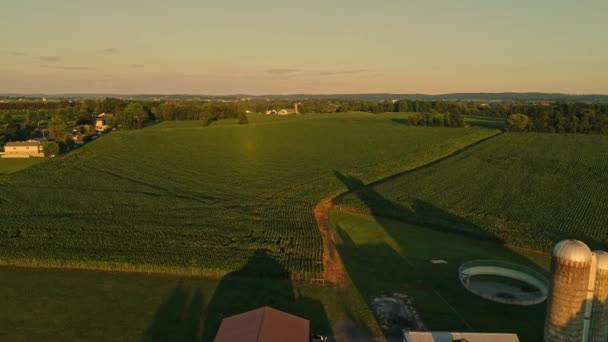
[506,110,608,134]
[155,102,243,123]
[401,112,465,128]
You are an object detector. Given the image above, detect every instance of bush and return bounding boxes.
[42,141,60,157]
[238,113,249,125]
[506,113,530,132]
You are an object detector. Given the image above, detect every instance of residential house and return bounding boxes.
[95,113,111,131]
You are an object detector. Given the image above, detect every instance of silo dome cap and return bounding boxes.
[553,239,592,263]
[594,250,608,270]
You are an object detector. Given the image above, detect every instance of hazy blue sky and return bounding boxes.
[1,0,607,94]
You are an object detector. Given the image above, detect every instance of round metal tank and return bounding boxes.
[589,251,608,342]
[544,240,593,342]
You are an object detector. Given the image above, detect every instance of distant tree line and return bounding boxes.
[0,101,68,110]
[401,112,466,128]
[505,109,608,134]
[3,98,608,146]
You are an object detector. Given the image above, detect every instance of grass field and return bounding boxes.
[0,158,43,174]
[0,113,498,279]
[337,132,608,250]
[330,209,549,342]
[0,264,380,342]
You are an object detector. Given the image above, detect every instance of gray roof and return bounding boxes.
[404,331,519,342]
[5,141,41,147]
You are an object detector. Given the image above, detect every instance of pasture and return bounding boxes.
[0,265,380,342]
[331,209,549,342]
[337,132,608,250]
[0,113,498,279]
[0,158,43,174]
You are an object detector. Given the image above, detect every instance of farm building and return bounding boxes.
[95,113,112,131]
[0,140,45,158]
[72,134,85,146]
[214,306,310,342]
[266,103,300,115]
[403,331,519,342]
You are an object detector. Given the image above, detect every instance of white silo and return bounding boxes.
[544,239,593,342]
[589,251,608,342]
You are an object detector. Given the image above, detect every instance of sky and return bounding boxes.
[1,0,607,95]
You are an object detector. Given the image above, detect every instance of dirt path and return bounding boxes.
[314,198,347,285]
[314,131,503,285]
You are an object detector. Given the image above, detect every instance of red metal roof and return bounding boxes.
[214,306,310,342]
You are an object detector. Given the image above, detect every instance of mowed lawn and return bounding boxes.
[0,113,498,278]
[0,158,43,174]
[0,265,380,342]
[338,132,608,250]
[331,210,549,342]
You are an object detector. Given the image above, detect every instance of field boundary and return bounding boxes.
[315,130,504,285]
[0,258,324,282]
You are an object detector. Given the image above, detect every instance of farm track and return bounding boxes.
[315,131,503,285]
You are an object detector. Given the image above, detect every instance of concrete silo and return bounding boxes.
[589,251,608,342]
[544,239,593,342]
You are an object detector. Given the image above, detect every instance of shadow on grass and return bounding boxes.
[142,286,205,342]
[142,250,332,341]
[333,171,497,242]
[331,170,548,341]
[201,249,332,341]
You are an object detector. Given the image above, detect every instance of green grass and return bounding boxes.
[338,132,608,250]
[0,264,379,342]
[331,209,549,342]
[0,158,43,174]
[0,113,498,278]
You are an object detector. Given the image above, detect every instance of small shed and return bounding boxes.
[214,306,310,342]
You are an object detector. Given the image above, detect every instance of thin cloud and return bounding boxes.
[319,69,368,76]
[103,48,118,53]
[40,64,93,71]
[265,68,299,75]
[38,56,60,62]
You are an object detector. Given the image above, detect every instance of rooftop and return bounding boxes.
[214,306,310,342]
[4,140,42,147]
[404,331,519,342]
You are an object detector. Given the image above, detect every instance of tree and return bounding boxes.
[42,141,60,157]
[117,103,147,129]
[506,113,530,132]
[82,124,96,136]
[238,112,249,125]
[48,115,68,141]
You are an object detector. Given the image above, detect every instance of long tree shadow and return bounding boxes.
[142,285,205,342]
[331,170,549,341]
[141,250,332,342]
[201,249,332,342]
[333,171,497,241]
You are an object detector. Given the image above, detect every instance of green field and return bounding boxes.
[330,210,549,341]
[338,132,608,250]
[0,113,498,279]
[0,158,44,174]
[0,265,379,342]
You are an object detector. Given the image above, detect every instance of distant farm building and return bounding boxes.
[72,134,85,146]
[404,331,519,342]
[0,140,45,158]
[95,113,111,131]
[214,306,310,342]
[266,103,299,115]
